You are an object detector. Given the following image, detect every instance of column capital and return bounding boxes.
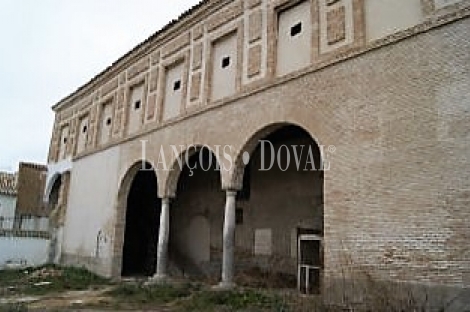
[225,190,238,197]
[160,197,171,206]
[221,182,243,192]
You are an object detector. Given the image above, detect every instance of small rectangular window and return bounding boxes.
[134,100,141,110]
[173,80,181,91]
[222,56,231,68]
[291,22,302,37]
[106,118,112,126]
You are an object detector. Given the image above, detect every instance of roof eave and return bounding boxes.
[51,0,220,112]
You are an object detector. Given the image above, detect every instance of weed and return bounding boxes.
[0,265,111,296]
[108,283,192,305]
[178,288,287,311]
[0,303,28,312]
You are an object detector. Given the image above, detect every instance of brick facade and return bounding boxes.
[46,0,470,303]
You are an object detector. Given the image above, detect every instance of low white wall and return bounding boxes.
[0,236,50,269]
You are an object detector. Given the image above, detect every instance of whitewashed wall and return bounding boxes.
[62,146,120,276]
[0,236,50,269]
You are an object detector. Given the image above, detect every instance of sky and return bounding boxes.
[0,0,201,172]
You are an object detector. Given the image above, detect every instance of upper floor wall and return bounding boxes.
[48,0,470,164]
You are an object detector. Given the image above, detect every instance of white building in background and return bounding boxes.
[0,171,17,230]
[0,164,50,270]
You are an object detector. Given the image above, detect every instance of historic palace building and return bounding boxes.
[45,0,469,302]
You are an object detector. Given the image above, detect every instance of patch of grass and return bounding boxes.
[178,289,288,312]
[0,265,111,296]
[0,303,28,312]
[0,270,27,288]
[235,267,297,289]
[108,283,193,305]
[106,283,289,311]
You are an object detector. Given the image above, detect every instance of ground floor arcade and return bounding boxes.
[115,124,324,292]
[45,22,470,305]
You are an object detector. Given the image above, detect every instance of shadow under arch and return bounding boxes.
[168,146,225,277]
[46,170,72,264]
[112,160,160,278]
[44,172,65,204]
[47,174,62,212]
[231,122,325,294]
[164,144,224,198]
[232,121,324,186]
[47,170,75,220]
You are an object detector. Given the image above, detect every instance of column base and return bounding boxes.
[213,281,236,291]
[145,274,169,286]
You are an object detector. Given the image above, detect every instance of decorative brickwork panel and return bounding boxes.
[119,71,127,85]
[326,0,340,5]
[192,43,203,70]
[117,89,125,109]
[87,105,98,147]
[206,1,243,32]
[149,68,159,93]
[89,105,97,123]
[59,108,73,121]
[434,0,461,10]
[190,72,202,101]
[146,93,157,120]
[162,32,190,58]
[248,44,262,77]
[113,89,125,136]
[101,78,118,96]
[127,57,150,80]
[113,110,122,136]
[192,24,204,40]
[247,0,262,9]
[151,50,160,66]
[48,116,60,162]
[67,119,77,155]
[249,9,263,43]
[74,116,88,155]
[327,5,346,45]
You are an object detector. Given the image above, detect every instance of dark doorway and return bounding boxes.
[121,168,161,277]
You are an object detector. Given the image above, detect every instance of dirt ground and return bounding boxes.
[0,265,307,311]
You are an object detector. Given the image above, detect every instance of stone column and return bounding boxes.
[154,197,171,282]
[219,190,237,288]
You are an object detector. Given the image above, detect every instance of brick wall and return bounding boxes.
[50,0,470,297]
